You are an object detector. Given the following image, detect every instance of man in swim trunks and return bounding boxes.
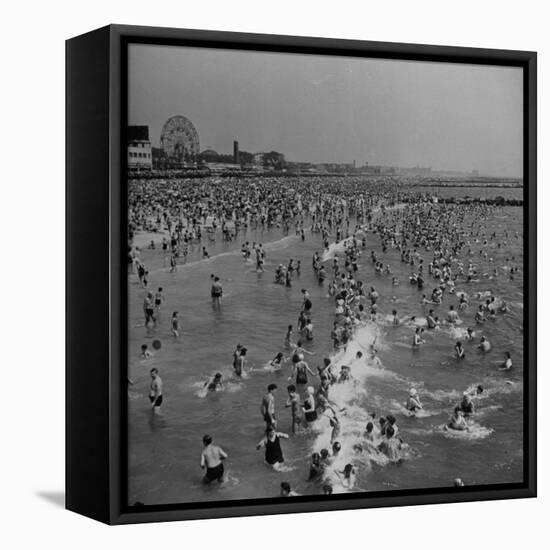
[143,291,156,327]
[200,434,228,484]
[211,276,223,305]
[149,368,163,414]
[154,287,164,315]
[478,336,491,353]
[285,385,303,434]
[427,309,437,329]
[234,346,247,377]
[261,383,277,428]
[447,305,460,324]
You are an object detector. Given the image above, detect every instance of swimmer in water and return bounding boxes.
[364,422,376,443]
[318,357,337,383]
[365,345,383,368]
[499,351,513,370]
[303,386,318,423]
[377,425,403,462]
[307,452,323,481]
[285,385,303,435]
[203,372,223,392]
[406,388,423,413]
[200,434,227,484]
[325,409,341,443]
[154,287,164,315]
[337,365,353,383]
[140,344,152,359]
[447,305,460,324]
[454,341,466,360]
[269,352,286,370]
[170,311,180,337]
[256,426,289,468]
[477,336,491,353]
[211,276,223,306]
[448,406,469,431]
[280,481,299,497]
[234,346,247,377]
[148,368,163,414]
[475,305,485,324]
[232,343,242,369]
[143,291,156,327]
[381,414,399,436]
[289,356,316,386]
[284,325,294,348]
[336,464,356,489]
[413,327,425,348]
[459,392,475,416]
[260,384,278,428]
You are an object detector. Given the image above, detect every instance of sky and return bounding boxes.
[128,43,523,177]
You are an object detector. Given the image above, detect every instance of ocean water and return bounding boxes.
[412,185,523,201]
[127,203,524,505]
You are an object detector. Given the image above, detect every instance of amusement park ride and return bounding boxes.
[159,115,200,167]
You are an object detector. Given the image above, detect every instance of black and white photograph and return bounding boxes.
[126,43,526,507]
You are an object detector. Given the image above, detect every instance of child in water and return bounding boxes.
[140,344,152,359]
[269,352,286,370]
[336,464,356,489]
[204,373,223,392]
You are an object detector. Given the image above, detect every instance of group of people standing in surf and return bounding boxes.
[129,175,522,497]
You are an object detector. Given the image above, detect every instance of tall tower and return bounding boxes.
[233,140,240,164]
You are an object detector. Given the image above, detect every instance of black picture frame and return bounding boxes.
[66,24,537,525]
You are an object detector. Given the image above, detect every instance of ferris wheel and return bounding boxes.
[160,115,200,163]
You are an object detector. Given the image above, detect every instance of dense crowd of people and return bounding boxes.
[128,175,522,497]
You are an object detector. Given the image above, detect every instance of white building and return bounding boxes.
[128,126,152,170]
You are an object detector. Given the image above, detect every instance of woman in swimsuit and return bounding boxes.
[290,357,316,386]
[256,427,289,467]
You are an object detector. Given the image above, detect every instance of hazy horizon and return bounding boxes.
[128,44,523,178]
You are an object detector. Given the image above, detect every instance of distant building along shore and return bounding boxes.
[127,117,521,185]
